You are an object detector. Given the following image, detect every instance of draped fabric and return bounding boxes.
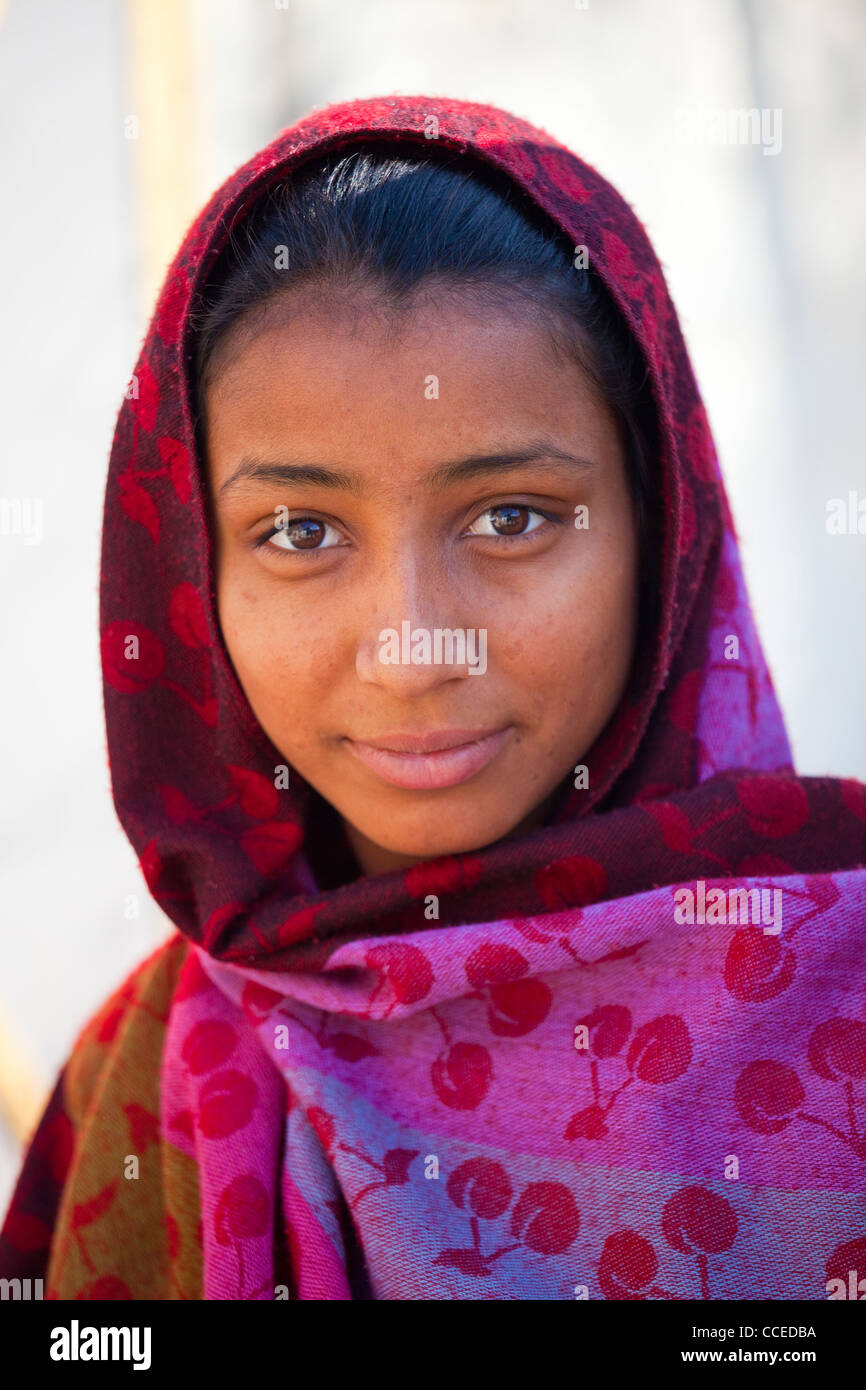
[2,94,864,1300]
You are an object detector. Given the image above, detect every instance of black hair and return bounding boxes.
[190,142,658,598]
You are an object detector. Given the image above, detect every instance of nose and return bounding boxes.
[354,550,483,692]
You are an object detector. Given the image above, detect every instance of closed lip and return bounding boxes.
[343,725,514,790]
[346,727,506,755]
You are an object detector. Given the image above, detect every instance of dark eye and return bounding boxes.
[467,504,547,538]
[265,517,341,552]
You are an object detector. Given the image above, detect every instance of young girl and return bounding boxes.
[2,94,864,1301]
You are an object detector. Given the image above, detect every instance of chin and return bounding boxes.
[351,805,527,861]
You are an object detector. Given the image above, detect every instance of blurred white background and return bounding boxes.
[1,0,864,1210]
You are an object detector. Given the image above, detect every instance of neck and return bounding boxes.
[340,787,561,879]
[341,821,430,877]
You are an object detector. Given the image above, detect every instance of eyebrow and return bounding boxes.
[218,441,596,499]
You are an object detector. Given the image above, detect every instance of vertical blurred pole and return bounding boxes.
[126,0,197,324]
[735,0,814,760]
[737,0,866,775]
[125,0,300,322]
[0,1008,42,1144]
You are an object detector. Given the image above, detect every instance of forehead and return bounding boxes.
[201,284,615,490]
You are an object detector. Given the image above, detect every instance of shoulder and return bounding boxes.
[0,934,190,1286]
[64,933,189,1129]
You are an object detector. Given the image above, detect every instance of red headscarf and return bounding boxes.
[99,93,864,965]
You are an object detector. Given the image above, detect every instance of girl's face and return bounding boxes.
[203,283,639,876]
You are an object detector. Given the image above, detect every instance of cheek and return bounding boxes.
[575,539,639,688]
[499,524,638,723]
[216,571,337,736]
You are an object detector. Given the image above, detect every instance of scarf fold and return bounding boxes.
[2,93,864,1300]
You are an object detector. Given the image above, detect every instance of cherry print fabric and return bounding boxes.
[2,94,865,1300]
